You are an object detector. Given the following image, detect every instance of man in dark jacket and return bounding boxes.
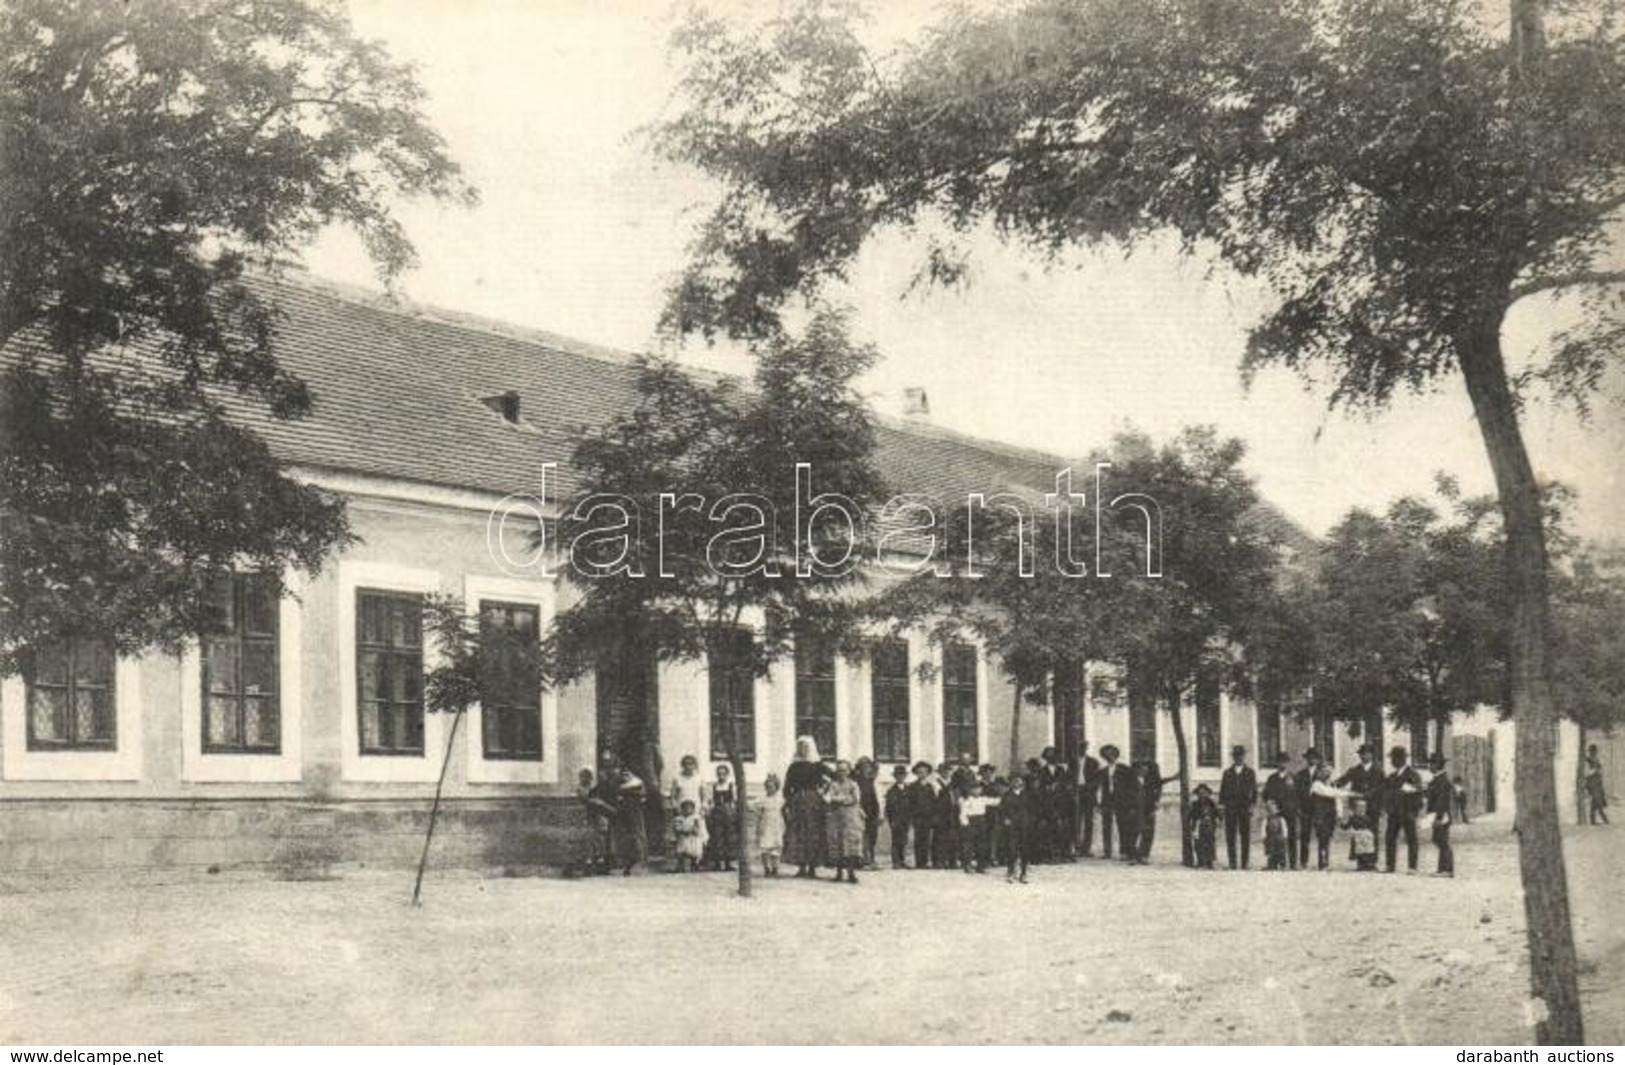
[1096,744,1139,860]
[1425,751,1455,877]
[1078,743,1103,857]
[1335,744,1385,851]
[1262,751,1301,870]
[1293,747,1323,870]
[1382,746,1424,873]
[1218,745,1258,869]
[1133,757,1163,863]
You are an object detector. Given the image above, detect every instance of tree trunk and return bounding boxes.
[1576,726,1587,827]
[1434,717,1447,760]
[1167,684,1193,867]
[728,718,753,899]
[1010,681,1023,771]
[412,709,463,907]
[1459,317,1582,1044]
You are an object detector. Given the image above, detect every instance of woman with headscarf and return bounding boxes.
[824,760,865,884]
[783,734,834,878]
[598,749,648,876]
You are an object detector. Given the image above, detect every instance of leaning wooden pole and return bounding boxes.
[412,709,464,907]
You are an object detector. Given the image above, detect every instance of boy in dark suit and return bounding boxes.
[884,763,911,869]
[999,774,1034,882]
[1263,751,1301,870]
[1219,745,1258,869]
[907,761,938,870]
[1189,783,1220,869]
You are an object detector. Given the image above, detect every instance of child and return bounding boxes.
[959,781,990,873]
[1347,799,1379,872]
[884,764,911,869]
[1264,798,1290,870]
[707,763,739,872]
[907,761,938,870]
[673,798,707,873]
[999,775,1034,883]
[669,754,707,853]
[754,773,786,877]
[1189,782,1220,870]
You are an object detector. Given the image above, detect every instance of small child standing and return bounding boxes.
[884,764,911,869]
[754,773,786,877]
[999,775,1034,883]
[1189,782,1220,870]
[1264,798,1290,870]
[959,783,990,873]
[707,763,739,872]
[1346,799,1379,871]
[673,799,707,873]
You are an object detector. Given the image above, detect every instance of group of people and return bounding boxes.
[573,736,1468,882]
[1197,742,1459,877]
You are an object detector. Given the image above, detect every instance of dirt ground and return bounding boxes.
[1,821,1620,1045]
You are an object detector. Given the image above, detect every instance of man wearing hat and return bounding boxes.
[1095,744,1139,860]
[1189,782,1221,869]
[1262,751,1301,870]
[1335,743,1386,855]
[1425,751,1455,876]
[1382,745,1424,873]
[1294,748,1324,871]
[1218,745,1258,870]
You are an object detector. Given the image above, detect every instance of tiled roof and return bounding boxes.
[3,271,1317,554]
[240,274,1074,506]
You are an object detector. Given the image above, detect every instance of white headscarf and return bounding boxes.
[795,734,820,763]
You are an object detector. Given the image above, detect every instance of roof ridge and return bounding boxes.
[269,269,1075,466]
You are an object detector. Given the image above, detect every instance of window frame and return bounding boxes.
[477,599,543,763]
[708,627,757,763]
[869,637,911,763]
[24,636,117,752]
[200,573,282,756]
[794,634,839,762]
[941,640,979,763]
[1195,670,1222,769]
[355,588,427,758]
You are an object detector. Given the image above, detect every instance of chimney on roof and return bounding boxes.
[902,386,930,421]
[482,390,521,424]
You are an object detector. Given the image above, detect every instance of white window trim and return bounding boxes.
[2,656,143,782]
[181,574,304,783]
[696,611,776,784]
[338,560,446,784]
[463,573,558,785]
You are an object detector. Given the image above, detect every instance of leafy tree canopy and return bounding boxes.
[0,0,473,668]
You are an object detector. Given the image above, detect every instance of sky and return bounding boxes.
[302,0,1625,543]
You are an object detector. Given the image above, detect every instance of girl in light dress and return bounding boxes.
[754,773,786,877]
[672,799,708,873]
[669,753,707,856]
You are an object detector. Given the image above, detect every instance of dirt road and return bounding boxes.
[1,821,1619,1044]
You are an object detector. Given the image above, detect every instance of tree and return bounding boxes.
[413,594,537,906]
[544,311,888,897]
[1307,484,1511,754]
[0,0,473,671]
[1102,429,1287,866]
[653,0,1625,1037]
[1550,545,1625,821]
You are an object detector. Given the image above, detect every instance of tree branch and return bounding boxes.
[1510,270,1625,302]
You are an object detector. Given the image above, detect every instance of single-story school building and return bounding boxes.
[0,274,1604,876]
